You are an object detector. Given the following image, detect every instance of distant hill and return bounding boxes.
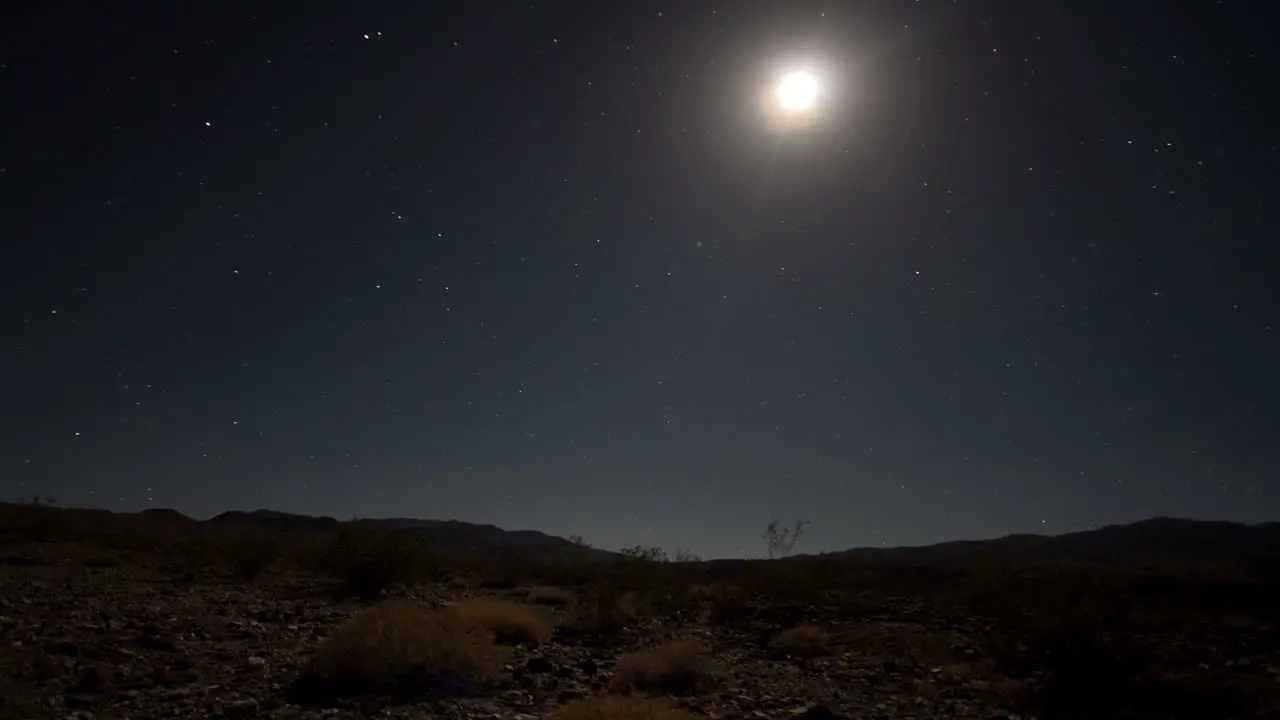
[817,517,1280,580]
[207,509,343,534]
[0,502,616,564]
[204,509,615,563]
[3,501,1276,577]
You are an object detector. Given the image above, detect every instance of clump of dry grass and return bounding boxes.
[705,593,752,625]
[611,639,717,695]
[545,694,696,719]
[447,598,553,644]
[685,583,730,601]
[295,600,508,699]
[219,530,279,582]
[772,625,831,658]
[296,525,439,600]
[563,584,649,640]
[82,551,120,568]
[527,584,573,605]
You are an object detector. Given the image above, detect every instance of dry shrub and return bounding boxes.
[831,590,879,620]
[444,569,475,589]
[173,537,223,571]
[82,552,120,568]
[685,583,723,601]
[293,600,508,701]
[612,639,717,695]
[705,593,752,625]
[219,530,279,582]
[772,625,830,658]
[527,585,573,605]
[545,694,695,720]
[300,526,438,599]
[565,584,648,640]
[447,598,553,644]
[0,503,74,543]
[598,589,655,628]
[646,584,700,617]
[474,561,539,589]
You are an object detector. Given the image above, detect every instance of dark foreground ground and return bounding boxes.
[1,509,1277,719]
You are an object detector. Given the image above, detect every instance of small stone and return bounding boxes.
[792,706,851,720]
[70,666,105,693]
[64,693,100,710]
[556,687,585,703]
[134,633,176,652]
[48,639,80,656]
[222,697,259,717]
[525,656,555,674]
[245,655,266,670]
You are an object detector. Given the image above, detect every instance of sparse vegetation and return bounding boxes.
[673,547,702,562]
[762,519,809,559]
[527,584,573,605]
[705,589,752,626]
[291,600,508,702]
[307,525,438,599]
[221,530,279,581]
[563,581,643,640]
[620,544,669,562]
[447,598,554,644]
[772,625,830,658]
[1,500,1277,719]
[612,639,718,695]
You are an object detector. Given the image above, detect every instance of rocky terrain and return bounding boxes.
[1,505,1278,719]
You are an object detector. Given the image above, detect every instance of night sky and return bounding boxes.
[3,1,1276,559]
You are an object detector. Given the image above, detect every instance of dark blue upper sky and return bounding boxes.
[2,0,1275,558]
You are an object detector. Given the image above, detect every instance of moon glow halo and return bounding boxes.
[775,70,820,112]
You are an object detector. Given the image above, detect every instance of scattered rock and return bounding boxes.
[71,666,104,691]
[48,639,80,656]
[221,697,259,717]
[791,705,851,720]
[64,692,101,710]
[524,656,555,674]
[1,537,1275,720]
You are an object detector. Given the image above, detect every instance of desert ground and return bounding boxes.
[1,503,1277,719]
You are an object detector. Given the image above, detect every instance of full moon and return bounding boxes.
[775,70,820,112]
[758,60,835,133]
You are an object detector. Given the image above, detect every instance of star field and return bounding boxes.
[2,1,1276,558]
